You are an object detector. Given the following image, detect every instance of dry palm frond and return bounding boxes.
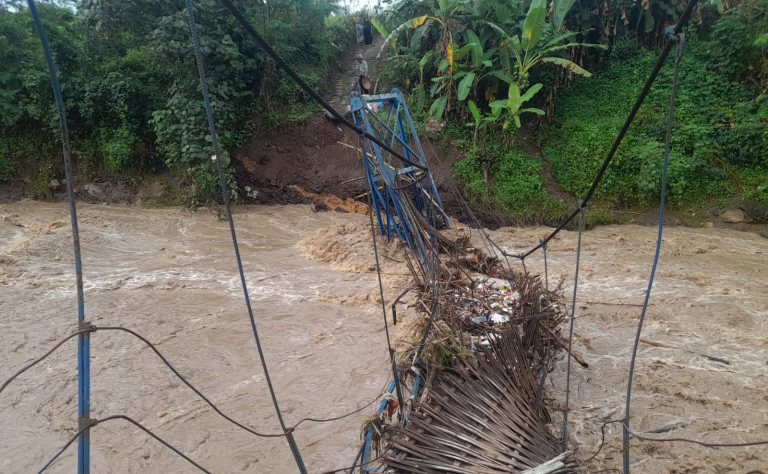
[384,329,563,473]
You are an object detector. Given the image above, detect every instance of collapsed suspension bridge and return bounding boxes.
[4,0,768,473]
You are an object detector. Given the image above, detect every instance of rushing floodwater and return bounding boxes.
[1,201,766,473]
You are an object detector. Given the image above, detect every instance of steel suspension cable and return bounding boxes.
[562,202,586,451]
[532,351,552,412]
[422,134,516,279]
[541,240,549,291]
[366,189,406,420]
[26,1,92,471]
[622,30,685,474]
[184,1,306,470]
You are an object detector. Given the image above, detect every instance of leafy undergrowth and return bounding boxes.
[541,36,768,210]
[454,145,569,225]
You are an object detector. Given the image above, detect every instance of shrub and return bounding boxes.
[494,149,547,212]
[455,143,558,222]
[100,125,138,172]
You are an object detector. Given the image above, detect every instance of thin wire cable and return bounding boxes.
[184,2,306,471]
[37,419,92,474]
[624,424,768,448]
[578,419,768,469]
[38,415,212,474]
[289,376,391,430]
[0,329,92,396]
[217,0,425,173]
[319,443,395,474]
[345,445,364,474]
[422,134,515,278]
[562,202,585,451]
[26,3,91,471]
[1,326,391,443]
[583,419,623,464]
[622,31,685,474]
[507,0,699,260]
[99,326,285,437]
[320,426,411,474]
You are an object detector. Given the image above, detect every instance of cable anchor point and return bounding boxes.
[78,320,95,333]
[78,415,97,431]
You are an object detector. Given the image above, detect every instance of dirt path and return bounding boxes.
[326,34,386,113]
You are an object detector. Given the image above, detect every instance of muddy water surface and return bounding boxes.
[0,202,401,474]
[1,202,766,473]
[493,224,768,473]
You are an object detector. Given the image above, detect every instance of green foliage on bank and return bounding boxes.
[0,0,355,198]
[379,0,767,222]
[455,144,564,221]
[541,29,767,208]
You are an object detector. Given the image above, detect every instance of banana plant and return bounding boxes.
[489,82,545,130]
[455,28,511,102]
[466,99,504,186]
[495,0,607,88]
[375,0,473,117]
[467,99,503,146]
[412,51,434,112]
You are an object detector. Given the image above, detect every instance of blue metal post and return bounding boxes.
[27,2,90,472]
[361,379,397,472]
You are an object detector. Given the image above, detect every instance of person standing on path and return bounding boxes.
[363,20,373,45]
[354,53,370,94]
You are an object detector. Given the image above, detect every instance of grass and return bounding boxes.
[454,144,573,225]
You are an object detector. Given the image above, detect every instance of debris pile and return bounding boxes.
[365,225,572,472]
[385,329,573,473]
[412,270,567,374]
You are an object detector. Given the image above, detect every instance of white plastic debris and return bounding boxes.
[490,312,510,324]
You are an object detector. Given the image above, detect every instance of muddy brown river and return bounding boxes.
[1,201,766,473]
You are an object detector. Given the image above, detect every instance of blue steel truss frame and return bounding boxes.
[350,89,446,271]
[351,88,438,472]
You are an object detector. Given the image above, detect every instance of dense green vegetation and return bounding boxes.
[1,0,766,222]
[375,0,767,221]
[0,0,355,198]
[543,35,767,208]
